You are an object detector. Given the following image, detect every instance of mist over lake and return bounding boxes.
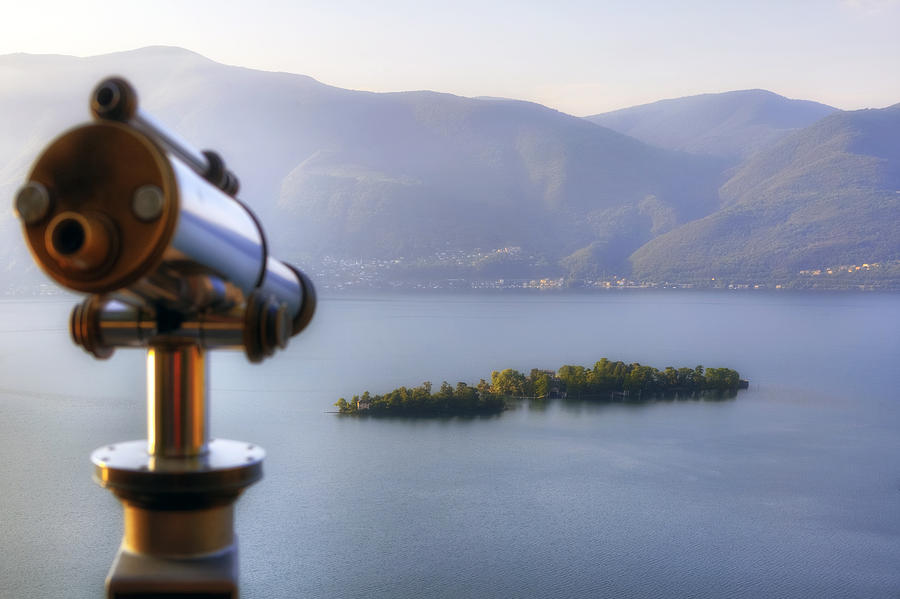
[1,290,899,598]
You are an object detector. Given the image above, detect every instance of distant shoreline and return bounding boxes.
[5,282,899,300]
[309,287,900,302]
[312,281,900,294]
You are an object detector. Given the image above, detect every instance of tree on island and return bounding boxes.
[335,358,745,415]
[335,380,506,416]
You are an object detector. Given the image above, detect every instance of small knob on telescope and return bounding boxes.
[14,182,52,225]
[70,296,114,360]
[289,265,317,336]
[91,77,138,122]
[244,291,292,363]
[202,150,241,197]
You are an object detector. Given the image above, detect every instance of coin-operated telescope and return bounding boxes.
[13,77,315,598]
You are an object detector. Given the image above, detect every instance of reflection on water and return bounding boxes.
[505,390,739,418]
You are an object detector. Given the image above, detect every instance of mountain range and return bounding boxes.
[631,104,900,283]
[2,47,897,291]
[586,90,838,163]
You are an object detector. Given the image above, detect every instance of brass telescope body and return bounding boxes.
[14,77,315,598]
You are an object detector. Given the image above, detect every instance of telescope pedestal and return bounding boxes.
[91,345,264,598]
[93,439,264,598]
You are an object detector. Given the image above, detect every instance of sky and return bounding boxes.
[1,0,898,116]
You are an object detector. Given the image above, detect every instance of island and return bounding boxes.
[334,359,747,416]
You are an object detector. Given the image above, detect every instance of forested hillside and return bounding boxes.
[630,105,900,285]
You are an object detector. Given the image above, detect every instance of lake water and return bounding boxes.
[1,291,899,598]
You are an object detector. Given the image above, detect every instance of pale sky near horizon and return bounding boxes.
[1,0,898,116]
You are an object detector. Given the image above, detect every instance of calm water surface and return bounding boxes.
[1,291,899,598]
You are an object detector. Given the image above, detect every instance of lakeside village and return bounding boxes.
[307,248,900,292]
[7,249,897,297]
[335,359,748,416]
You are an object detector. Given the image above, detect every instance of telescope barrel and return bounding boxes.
[15,114,314,345]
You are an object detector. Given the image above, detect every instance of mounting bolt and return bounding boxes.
[132,185,165,222]
[14,182,52,225]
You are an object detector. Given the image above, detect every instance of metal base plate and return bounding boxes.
[92,438,264,500]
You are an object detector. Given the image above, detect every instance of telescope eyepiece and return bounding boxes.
[44,211,116,273]
[51,217,85,255]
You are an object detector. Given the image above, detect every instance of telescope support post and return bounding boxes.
[148,344,209,458]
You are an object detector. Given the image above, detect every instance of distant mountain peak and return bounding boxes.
[586,89,838,161]
[0,45,211,64]
[474,95,522,102]
[104,45,214,60]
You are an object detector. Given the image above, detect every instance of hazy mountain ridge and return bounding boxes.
[721,104,900,204]
[1,47,896,292]
[631,105,900,284]
[586,90,838,162]
[276,88,724,268]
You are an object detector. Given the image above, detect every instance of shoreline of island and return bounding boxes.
[334,359,747,416]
